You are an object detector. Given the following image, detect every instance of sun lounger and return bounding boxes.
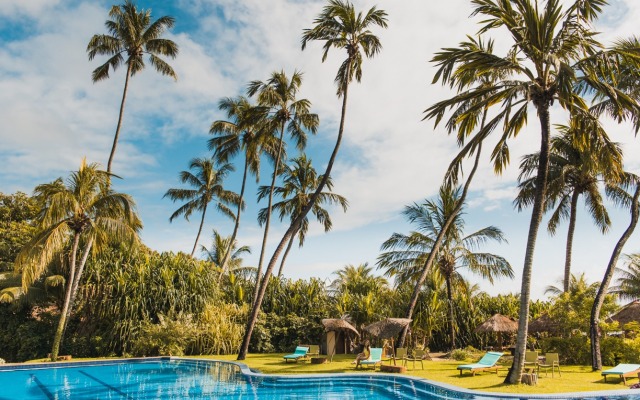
[457,351,503,376]
[283,346,310,363]
[359,348,383,370]
[601,363,640,384]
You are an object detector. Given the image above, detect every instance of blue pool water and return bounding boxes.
[0,358,638,400]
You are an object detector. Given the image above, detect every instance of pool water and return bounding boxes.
[0,358,638,400]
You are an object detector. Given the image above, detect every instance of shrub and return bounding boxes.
[450,348,472,361]
[130,313,198,357]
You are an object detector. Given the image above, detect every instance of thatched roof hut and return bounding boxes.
[608,300,640,327]
[321,318,359,336]
[475,313,518,333]
[528,313,560,334]
[363,318,412,339]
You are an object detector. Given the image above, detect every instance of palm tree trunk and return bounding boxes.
[107,62,133,175]
[504,104,551,384]
[563,190,580,292]
[398,118,486,348]
[60,238,94,346]
[220,157,249,278]
[277,229,297,277]
[191,204,208,257]
[237,67,352,361]
[252,123,287,306]
[50,232,81,361]
[591,185,640,370]
[446,275,456,350]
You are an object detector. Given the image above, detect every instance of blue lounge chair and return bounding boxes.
[601,363,640,384]
[283,346,310,363]
[457,351,503,376]
[359,348,383,370]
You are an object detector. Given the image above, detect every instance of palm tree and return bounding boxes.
[87,1,179,174]
[209,96,274,275]
[591,177,640,370]
[163,158,240,257]
[246,70,319,306]
[256,155,348,277]
[378,186,513,349]
[200,229,251,281]
[515,125,623,292]
[425,0,640,383]
[611,254,640,301]
[236,0,388,361]
[14,159,141,361]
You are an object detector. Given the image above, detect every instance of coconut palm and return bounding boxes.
[14,159,141,361]
[200,229,251,281]
[425,0,640,383]
[246,70,319,306]
[515,125,623,292]
[378,186,513,349]
[87,1,178,174]
[163,158,240,257]
[209,96,275,274]
[256,155,348,277]
[591,177,640,370]
[236,0,388,361]
[611,254,640,301]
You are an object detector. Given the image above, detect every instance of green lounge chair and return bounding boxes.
[601,363,640,384]
[283,346,310,363]
[359,348,383,370]
[457,351,503,376]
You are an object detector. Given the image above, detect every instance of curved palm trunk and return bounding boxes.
[563,190,580,292]
[61,238,94,346]
[191,204,208,257]
[445,275,456,350]
[107,62,133,175]
[277,228,298,277]
[50,232,81,361]
[220,157,249,279]
[237,69,352,361]
[398,117,486,348]
[504,104,551,384]
[590,185,640,370]
[252,124,287,306]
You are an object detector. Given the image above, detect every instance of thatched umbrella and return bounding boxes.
[363,318,412,363]
[475,313,518,349]
[528,313,559,334]
[608,300,640,328]
[322,318,359,361]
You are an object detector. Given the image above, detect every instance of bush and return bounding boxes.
[130,314,198,357]
[450,348,472,361]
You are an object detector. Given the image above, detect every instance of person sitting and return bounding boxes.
[352,340,371,367]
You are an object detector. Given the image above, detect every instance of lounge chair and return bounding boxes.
[307,344,320,357]
[359,348,383,370]
[524,350,539,372]
[283,346,310,363]
[389,347,407,366]
[601,363,640,384]
[406,349,427,370]
[457,351,503,376]
[537,353,561,377]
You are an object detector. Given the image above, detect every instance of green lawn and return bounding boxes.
[193,353,638,395]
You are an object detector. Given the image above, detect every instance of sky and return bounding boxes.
[1,0,640,301]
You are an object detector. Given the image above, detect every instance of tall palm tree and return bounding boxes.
[611,254,640,301]
[209,96,274,275]
[14,159,141,361]
[163,158,239,257]
[256,155,348,277]
[425,0,640,383]
[87,1,179,174]
[591,177,640,370]
[246,70,319,306]
[378,186,513,349]
[200,229,251,280]
[236,0,388,361]
[515,125,623,292]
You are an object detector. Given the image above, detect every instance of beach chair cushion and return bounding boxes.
[283,346,310,362]
[457,351,503,376]
[360,348,383,369]
[602,363,640,384]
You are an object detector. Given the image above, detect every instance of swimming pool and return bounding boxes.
[0,357,638,399]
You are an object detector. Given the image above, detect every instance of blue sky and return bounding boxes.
[2,0,640,300]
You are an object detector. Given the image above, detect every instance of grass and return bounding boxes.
[192,353,638,395]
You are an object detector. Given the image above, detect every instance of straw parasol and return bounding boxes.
[322,318,359,361]
[363,318,412,340]
[608,300,640,328]
[528,313,560,334]
[475,313,518,348]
